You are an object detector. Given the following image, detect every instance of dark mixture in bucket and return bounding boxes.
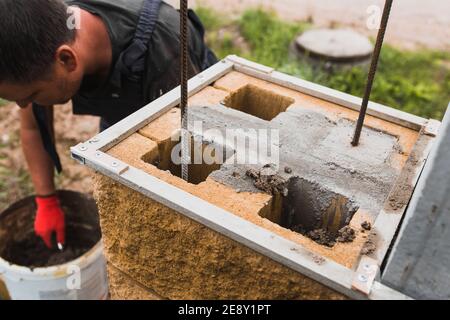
[0,191,101,269]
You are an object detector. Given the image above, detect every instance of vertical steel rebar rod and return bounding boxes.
[180,0,189,181]
[352,0,393,146]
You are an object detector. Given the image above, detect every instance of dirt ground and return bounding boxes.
[168,0,450,51]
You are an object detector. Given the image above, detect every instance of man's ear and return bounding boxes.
[55,45,78,72]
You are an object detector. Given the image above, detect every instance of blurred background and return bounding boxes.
[1,0,449,211]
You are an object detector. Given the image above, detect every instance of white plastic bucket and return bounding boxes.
[0,241,108,300]
[0,191,109,300]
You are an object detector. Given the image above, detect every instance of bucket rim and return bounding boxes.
[0,190,104,279]
[0,240,104,279]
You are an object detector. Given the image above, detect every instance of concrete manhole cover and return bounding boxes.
[295,28,374,63]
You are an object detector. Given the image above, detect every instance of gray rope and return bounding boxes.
[352,0,393,146]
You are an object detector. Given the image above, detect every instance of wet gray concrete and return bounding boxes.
[187,103,401,225]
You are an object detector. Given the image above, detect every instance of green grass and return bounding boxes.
[195,6,225,31]
[0,99,8,107]
[198,7,450,120]
[284,48,450,120]
[196,6,248,58]
[238,9,309,67]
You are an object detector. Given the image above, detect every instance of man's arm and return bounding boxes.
[19,104,65,248]
[19,104,55,196]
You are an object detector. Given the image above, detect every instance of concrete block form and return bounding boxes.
[71,56,439,299]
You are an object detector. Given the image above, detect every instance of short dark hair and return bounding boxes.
[0,0,76,83]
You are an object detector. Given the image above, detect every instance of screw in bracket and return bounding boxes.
[358,274,368,283]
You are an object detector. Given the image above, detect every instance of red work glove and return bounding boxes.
[34,195,66,249]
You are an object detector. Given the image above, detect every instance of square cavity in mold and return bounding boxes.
[142,133,234,185]
[260,176,359,246]
[222,84,295,121]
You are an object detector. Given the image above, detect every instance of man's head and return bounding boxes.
[0,0,82,107]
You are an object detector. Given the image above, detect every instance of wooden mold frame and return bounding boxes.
[71,55,440,300]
